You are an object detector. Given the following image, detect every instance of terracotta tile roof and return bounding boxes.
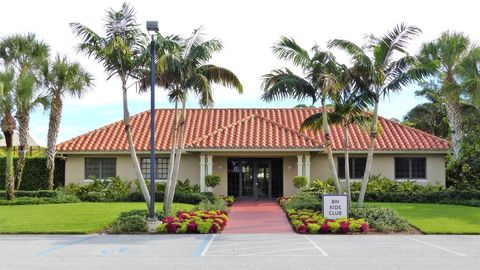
[56,108,450,152]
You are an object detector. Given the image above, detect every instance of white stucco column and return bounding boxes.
[206,155,213,175]
[199,155,206,192]
[296,155,304,176]
[304,155,311,185]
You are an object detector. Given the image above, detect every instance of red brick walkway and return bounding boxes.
[223,200,293,233]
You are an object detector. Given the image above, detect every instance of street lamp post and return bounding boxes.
[146,21,159,221]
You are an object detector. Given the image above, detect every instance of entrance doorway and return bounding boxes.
[227,158,283,199]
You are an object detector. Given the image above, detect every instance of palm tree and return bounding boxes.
[0,69,16,200]
[149,28,243,215]
[42,55,93,190]
[70,2,152,208]
[301,89,369,204]
[417,31,480,160]
[261,37,344,193]
[329,23,432,207]
[0,33,50,189]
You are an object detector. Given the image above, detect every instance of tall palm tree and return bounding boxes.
[262,37,344,193]
[301,89,369,204]
[0,69,16,200]
[417,31,480,160]
[42,55,93,190]
[70,2,152,208]
[150,28,243,215]
[0,33,50,189]
[329,23,432,207]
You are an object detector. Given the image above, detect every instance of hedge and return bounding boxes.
[0,157,65,190]
[350,189,480,206]
[126,191,214,205]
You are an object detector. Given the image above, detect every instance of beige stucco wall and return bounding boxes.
[64,151,446,195]
[309,153,445,186]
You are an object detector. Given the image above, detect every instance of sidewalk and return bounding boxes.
[223,200,293,233]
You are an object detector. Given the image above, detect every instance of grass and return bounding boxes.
[0,202,194,234]
[370,202,480,234]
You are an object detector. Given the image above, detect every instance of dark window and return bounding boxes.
[140,157,169,180]
[338,157,366,179]
[395,157,426,179]
[85,158,116,179]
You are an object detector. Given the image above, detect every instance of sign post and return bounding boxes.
[322,194,349,219]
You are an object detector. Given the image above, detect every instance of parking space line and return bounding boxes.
[408,237,466,257]
[199,234,217,257]
[207,242,311,254]
[303,235,328,256]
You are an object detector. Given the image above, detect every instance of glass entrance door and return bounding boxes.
[228,158,279,199]
[255,161,271,199]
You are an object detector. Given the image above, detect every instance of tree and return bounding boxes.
[151,28,243,215]
[70,2,152,208]
[0,69,16,199]
[42,55,93,190]
[301,88,369,204]
[0,33,50,189]
[417,31,480,160]
[329,23,432,207]
[261,37,344,193]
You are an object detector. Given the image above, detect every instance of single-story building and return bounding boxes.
[57,108,450,198]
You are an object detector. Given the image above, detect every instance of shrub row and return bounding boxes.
[0,157,65,190]
[126,191,215,205]
[0,192,79,205]
[157,210,228,234]
[351,189,480,206]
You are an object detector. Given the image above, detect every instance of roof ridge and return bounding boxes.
[253,114,323,146]
[188,113,256,146]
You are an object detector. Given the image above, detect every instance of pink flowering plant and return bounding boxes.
[286,209,369,234]
[157,210,228,234]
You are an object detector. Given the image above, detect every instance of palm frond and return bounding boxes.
[272,37,311,68]
[261,68,317,103]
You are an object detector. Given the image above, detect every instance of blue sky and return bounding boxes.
[3,0,477,145]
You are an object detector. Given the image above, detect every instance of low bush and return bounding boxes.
[111,209,165,233]
[293,176,308,189]
[286,209,369,234]
[349,206,411,232]
[280,193,322,211]
[0,190,58,198]
[218,195,235,206]
[125,191,214,204]
[194,197,229,212]
[157,210,228,234]
[176,179,200,193]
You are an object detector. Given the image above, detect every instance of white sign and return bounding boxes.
[322,194,349,219]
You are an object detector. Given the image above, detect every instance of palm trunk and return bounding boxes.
[2,114,15,200]
[357,99,379,207]
[121,80,151,209]
[165,98,187,215]
[46,95,62,190]
[344,124,351,206]
[322,98,342,194]
[15,108,30,190]
[444,99,463,160]
[163,99,179,214]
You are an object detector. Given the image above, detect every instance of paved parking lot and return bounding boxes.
[0,234,479,269]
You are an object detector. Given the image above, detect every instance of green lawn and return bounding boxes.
[371,202,480,234]
[0,202,194,234]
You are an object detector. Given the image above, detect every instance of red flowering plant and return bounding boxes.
[157,210,228,234]
[285,209,369,234]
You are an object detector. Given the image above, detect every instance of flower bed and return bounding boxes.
[286,209,369,234]
[157,210,228,234]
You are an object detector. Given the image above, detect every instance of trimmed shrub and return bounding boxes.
[0,157,65,190]
[0,193,79,205]
[281,192,322,211]
[67,177,131,202]
[350,206,411,232]
[125,191,214,204]
[194,197,229,212]
[204,175,221,189]
[293,176,308,189]
[0,190,58,198]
